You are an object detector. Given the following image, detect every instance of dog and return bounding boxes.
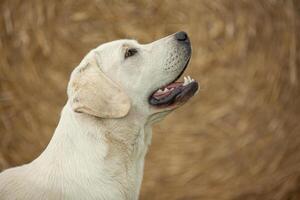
[0,32,198,200]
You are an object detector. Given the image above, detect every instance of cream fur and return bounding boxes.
[0,32,193,200]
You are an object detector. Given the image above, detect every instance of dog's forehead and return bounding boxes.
[95,39,139,52]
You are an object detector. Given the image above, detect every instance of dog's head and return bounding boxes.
[67,32,198,120]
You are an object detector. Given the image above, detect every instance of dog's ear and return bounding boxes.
[67,52,131,118]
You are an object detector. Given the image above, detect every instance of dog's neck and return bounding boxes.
[31,102,152,200]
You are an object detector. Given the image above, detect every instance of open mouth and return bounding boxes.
[149,65,198,108]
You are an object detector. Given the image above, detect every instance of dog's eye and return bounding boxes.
[124,48,137,59]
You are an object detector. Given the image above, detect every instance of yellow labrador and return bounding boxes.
[0,32,198,200]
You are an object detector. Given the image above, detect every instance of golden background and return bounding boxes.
[0,0,300,199]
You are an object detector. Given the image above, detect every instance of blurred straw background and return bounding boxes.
[0,0,300,199]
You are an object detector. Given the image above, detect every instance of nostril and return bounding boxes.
[175,31,188,42]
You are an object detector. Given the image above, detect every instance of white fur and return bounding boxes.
[0,33,192,200]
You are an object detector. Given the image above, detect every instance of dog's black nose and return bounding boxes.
[175,31,189,42]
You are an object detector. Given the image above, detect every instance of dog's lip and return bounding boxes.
[148,78,198,107]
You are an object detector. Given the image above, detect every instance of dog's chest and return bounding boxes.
[45,125,151,200]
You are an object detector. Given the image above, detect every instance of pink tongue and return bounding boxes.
[153,82,183,98]
[166,82,183,89]
[153,90,171,98]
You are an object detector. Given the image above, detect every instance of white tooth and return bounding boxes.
[184,76,188,83]
[163,88,169,92]
[183,77,188,86]
[188,76,192,82]
[158,89,163,93]
[170,88,174,91]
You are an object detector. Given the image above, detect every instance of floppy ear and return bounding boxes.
[68,53,131,118]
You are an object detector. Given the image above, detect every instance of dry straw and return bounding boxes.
[0,0,299,199]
